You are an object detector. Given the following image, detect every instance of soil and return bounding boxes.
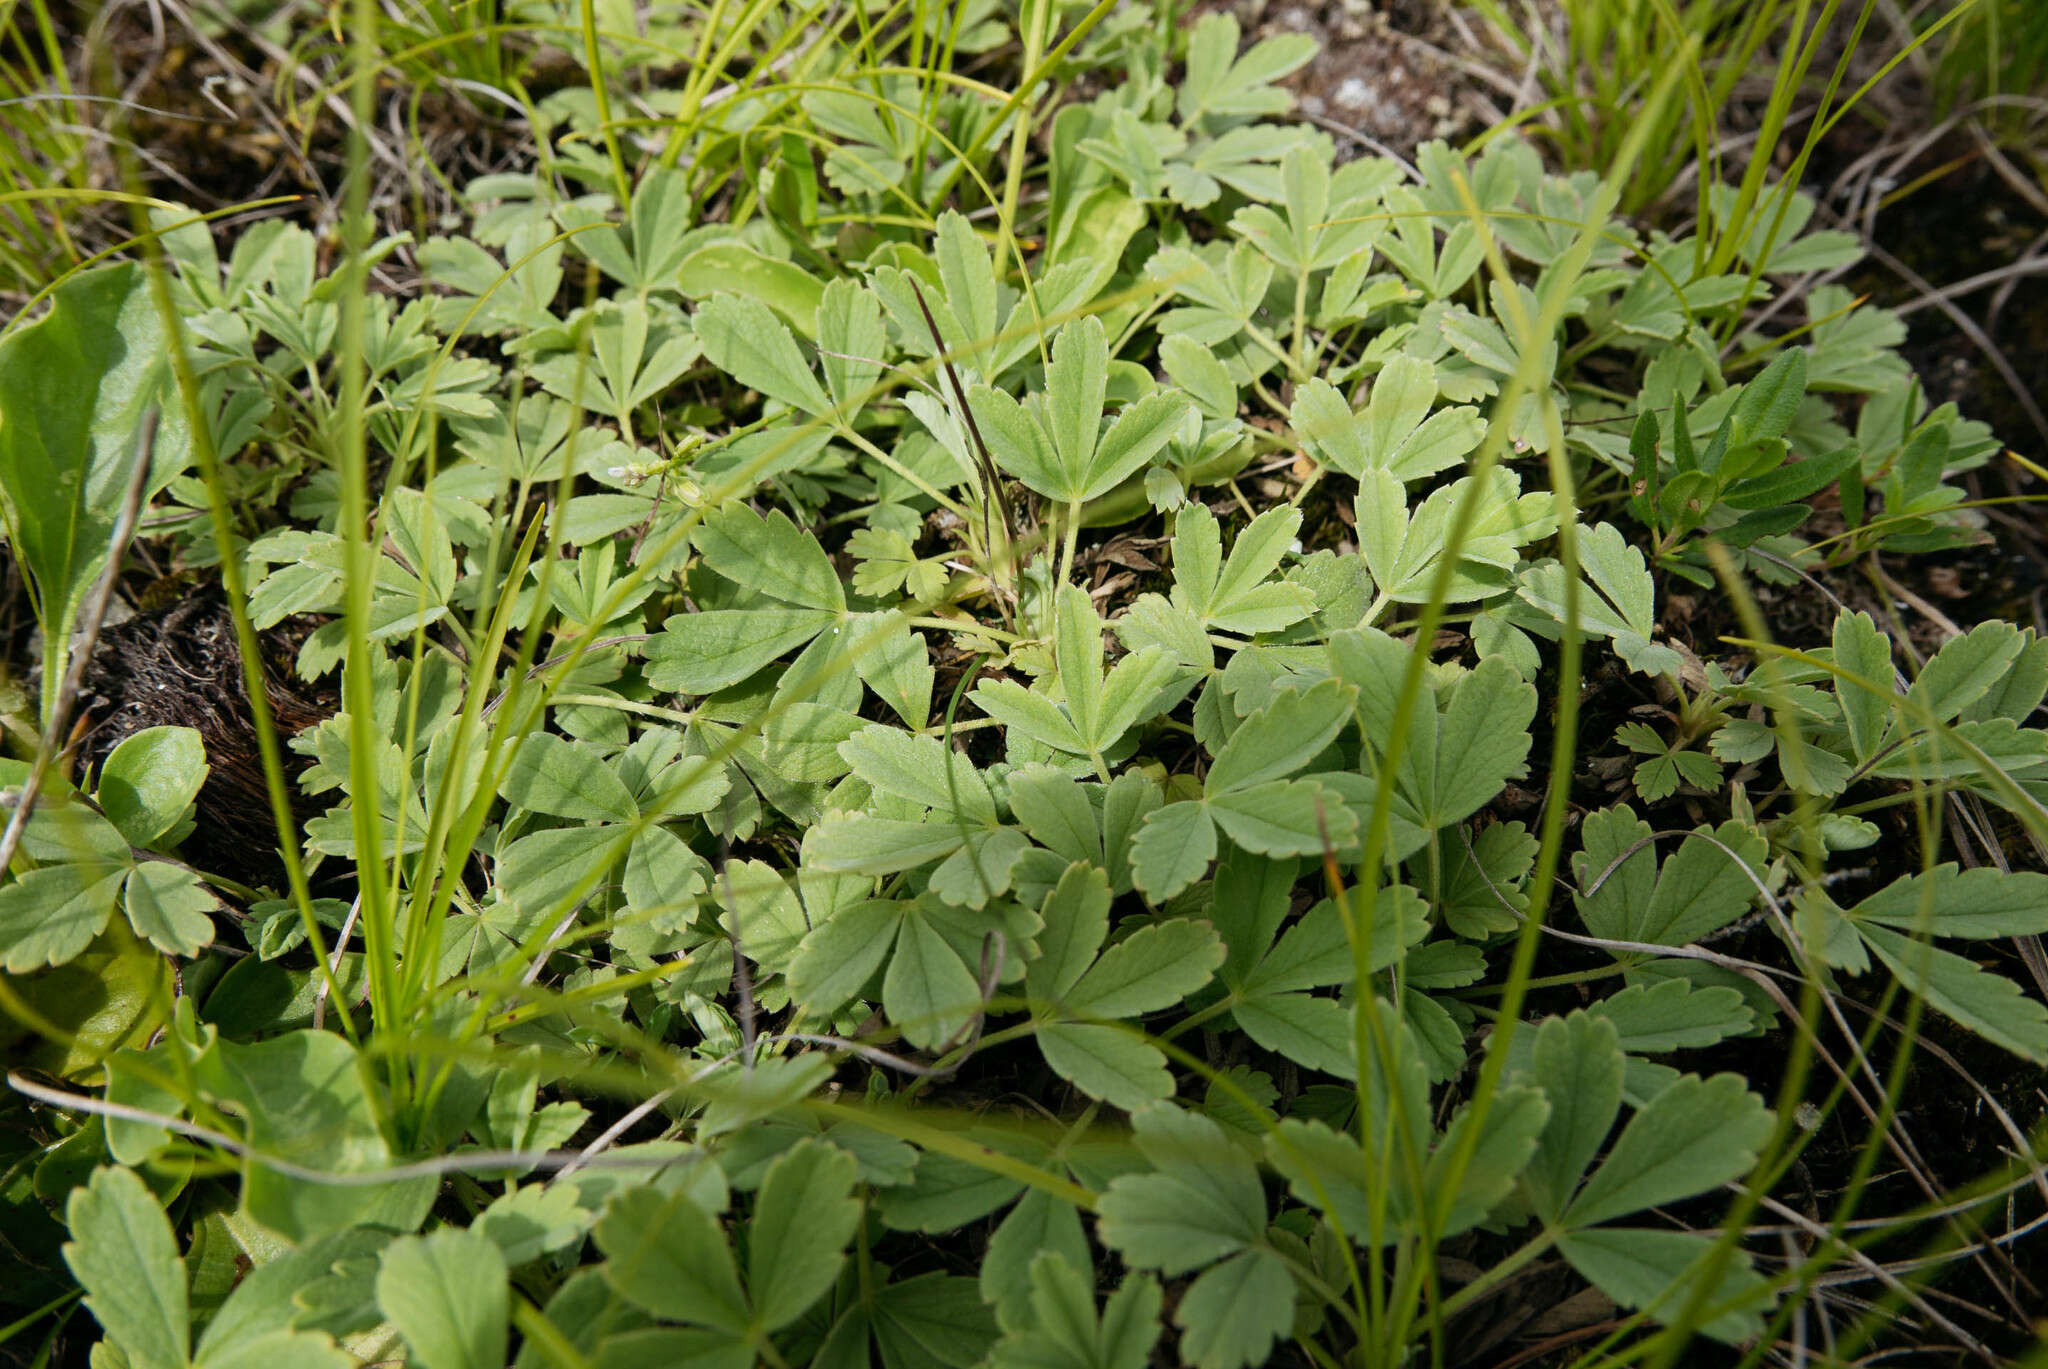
[72,582,333,886]
[1226,0,1491,156]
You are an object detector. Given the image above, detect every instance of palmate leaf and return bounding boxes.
[1555,1227,1770,1346]
[1026,863,1222,1108]
[1129,679,1360,901]
[376,1230,509,1369]
[1572,807,1765,949]
[1167,503,1315,636]
[1353,468,1555,609]
[1294,357,1484,484]
[1506,1013,1779,1340]
[974,587,1180,765]
[987,1254,1161,1369]
[1856,924,2048,1062]
[695,292,830,416]
[1516,521,1682,677]
[967,317,1192,504]
[1175,12,1317,127]
[1096,1106,1290,1369]
[1330,631,1537,837]
[64,1166,189,1369]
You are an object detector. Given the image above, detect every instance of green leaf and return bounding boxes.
[750,1139,860,1330]
[973,677,1088,755]
[1085,390,1192,501]
[201,1031,435,1240]
[1205,679,1354,795]
[815,274,880,409]
[500,732,640,822]
[1010,772,1105,872]
[1908,619,2028,727]
[870,1270,1001,1366]
[1208,779,1351,857]
[1845,864,2048,937]
[1516,522,1680,676]
[1129,801,1216,902]
[1556,1227,1768,1345]
[1169,504,1314,636]
[97,727,209,847]
[847,613,934,728]
[969,384,1065,500]
[1173,1248,1292,1369]
[1160,335,1237,419]
[1177,12,1317,124]
[719,859,810,975]
[1063,919,1224,1019]
[1038,1024,1175,1109]
[1832,610,1894,763]
[1563,1073,1772,1228]
[1572,809,1764,948]
[1265,1117,1373,1234]
[694,293,830,415]
[840,724,995,822]
[1857,923,2048,1061]
[1029,862,1112,1004]
[1404,656,1537,829]
[695,500,846,613]
[1233,991,1353,1078]
[0,860,127,971]
[805,814,970,876]
[595,1186,749,1335]
[375,1230,509,1369]
[1046,315,1109,495]
[1097,1106,1264,1275]
[929,825,1033,909]
[1728,348,1807,449]
[1589,978,1753,1052]
[1055,584,1106,744]
[1522,1012,1624,1222]
[788,899,903,1014]
[677,244,824,339]
[644,608,835,693]
[982,1201,1094,1339]
[988,1254,1160,1369]
[0,262,189,684]
[63,1166,189,1369]
[1426,1084,1550,1236]
[1295,359,1483,483]
[122,862,218,958]
[884,909,989,1050]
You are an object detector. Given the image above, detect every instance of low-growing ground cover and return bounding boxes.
[2,1,2046,1365]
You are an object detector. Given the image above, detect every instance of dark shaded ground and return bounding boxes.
[74,584,332,885]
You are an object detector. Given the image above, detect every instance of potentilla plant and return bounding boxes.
[1,4,2044,1368]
